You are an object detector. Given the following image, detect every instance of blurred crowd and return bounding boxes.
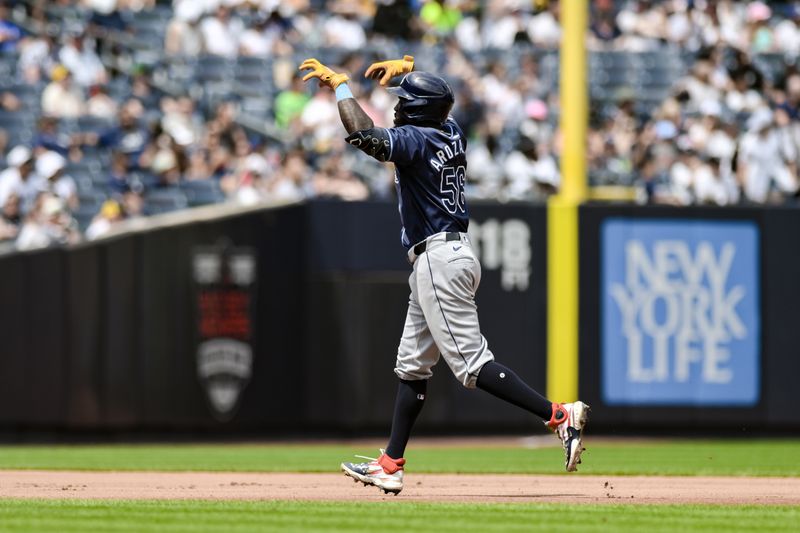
[1,0,800,251]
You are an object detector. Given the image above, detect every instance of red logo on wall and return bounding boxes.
[192,241,257,421]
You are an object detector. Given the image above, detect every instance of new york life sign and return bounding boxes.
[601,219,760,406]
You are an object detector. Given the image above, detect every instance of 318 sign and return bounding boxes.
[468,218,531,292]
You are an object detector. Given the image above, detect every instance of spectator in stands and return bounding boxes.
[33,116,72,157]
[590,1,622,48]
[268,151,308,202]
[184,147,211,181]
[86,84,118,119]
[16,192,80,250]
[36,150,79,212]
[0,2,22,54]
[228,152,268,205]
[465,133,503,199]
[121,189,144,219]
[745,2,773,53]
[738,108,799,203]
[527,1,561,48]
[299,88,340,153]
[165,0,204,56]
[130,65,160,109]
[420,0,462,39]
[92,99,150,167]
[108,151,133,196]
[0,146,39,214]
[274,76,311,130]
[145,133,183,187]
[323,1,368,50]
[58,28,107,88]
[206,100,248,154]
[693,155,739,206]
[17,30,56,85]
[41,65,86,118]
[239,9,295,57]
[208,143,235,183]
[0,191,20,242]
[160,95,203,149]
[503,136,559,201]
[774,5,800,55]
[200,4,243,58]
[372,0,415,40]
[85,198,124,240]
[312,152,368,201]
[479,2,512,50]
[616,0,667,51]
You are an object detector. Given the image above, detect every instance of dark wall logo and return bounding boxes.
[192,241,257,421]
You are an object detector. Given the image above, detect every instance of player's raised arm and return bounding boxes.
[364,55,414,86]
[298,58,373,135]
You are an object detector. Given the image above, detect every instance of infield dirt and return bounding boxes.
[1,470,798,505]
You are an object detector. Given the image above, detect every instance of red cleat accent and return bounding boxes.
[546,402,569,430]
[378,453,405,474]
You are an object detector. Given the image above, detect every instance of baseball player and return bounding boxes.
[299,55,589,495]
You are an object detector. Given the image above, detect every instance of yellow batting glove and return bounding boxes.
[298,58,350,90]
[365,55,415,86]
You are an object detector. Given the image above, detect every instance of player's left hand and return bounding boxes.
[298,58,350,90]
[365,55,415,86]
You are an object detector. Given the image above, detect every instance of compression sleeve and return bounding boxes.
[345,128,392,162]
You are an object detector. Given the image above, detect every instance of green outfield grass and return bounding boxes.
[0,500,796,533]
[0,439,797,476]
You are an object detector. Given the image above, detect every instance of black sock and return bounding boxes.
[385,379,427,459]
[476,361,553,421]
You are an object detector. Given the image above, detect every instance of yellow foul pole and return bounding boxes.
[547,0,587,402]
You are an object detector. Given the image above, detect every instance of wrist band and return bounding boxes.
[335,83,354,101]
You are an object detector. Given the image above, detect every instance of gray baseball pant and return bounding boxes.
[395,232,495,388]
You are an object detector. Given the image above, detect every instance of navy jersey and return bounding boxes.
[385,118,469,248]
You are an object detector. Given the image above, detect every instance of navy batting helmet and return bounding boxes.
[388,71,454,127]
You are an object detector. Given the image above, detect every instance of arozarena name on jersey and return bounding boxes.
[429,137,466,172]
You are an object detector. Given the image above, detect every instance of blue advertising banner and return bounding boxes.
[601,219,760,406]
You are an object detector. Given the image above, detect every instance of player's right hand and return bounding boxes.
[365,55,415,86]
[298,58,350,90]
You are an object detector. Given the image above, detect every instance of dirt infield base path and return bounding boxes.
[1,471,798,505]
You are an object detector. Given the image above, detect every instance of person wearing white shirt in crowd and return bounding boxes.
[322,7,366,51]
[58,30,107,88]
[16,193,80,251]
[693,156,738,206]
[41,65,86,118]
[86,85,118,119]
[35,151,79,212]
[200,4,244,57]
[85,199,124,240]
[774,6,800,55]
[239,11,279,57]
[165,0,204,56]
[299,89,340,152]
[0,146,40,213]
[738,108,799,203]
[527,2,561,48]
[503,136,560,200]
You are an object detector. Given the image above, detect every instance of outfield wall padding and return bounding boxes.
[3,200,797,435]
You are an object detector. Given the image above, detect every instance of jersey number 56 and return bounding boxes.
[440,166,466,214]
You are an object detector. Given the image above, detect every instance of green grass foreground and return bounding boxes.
[0,439,798,476]
[0,500,797,533]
